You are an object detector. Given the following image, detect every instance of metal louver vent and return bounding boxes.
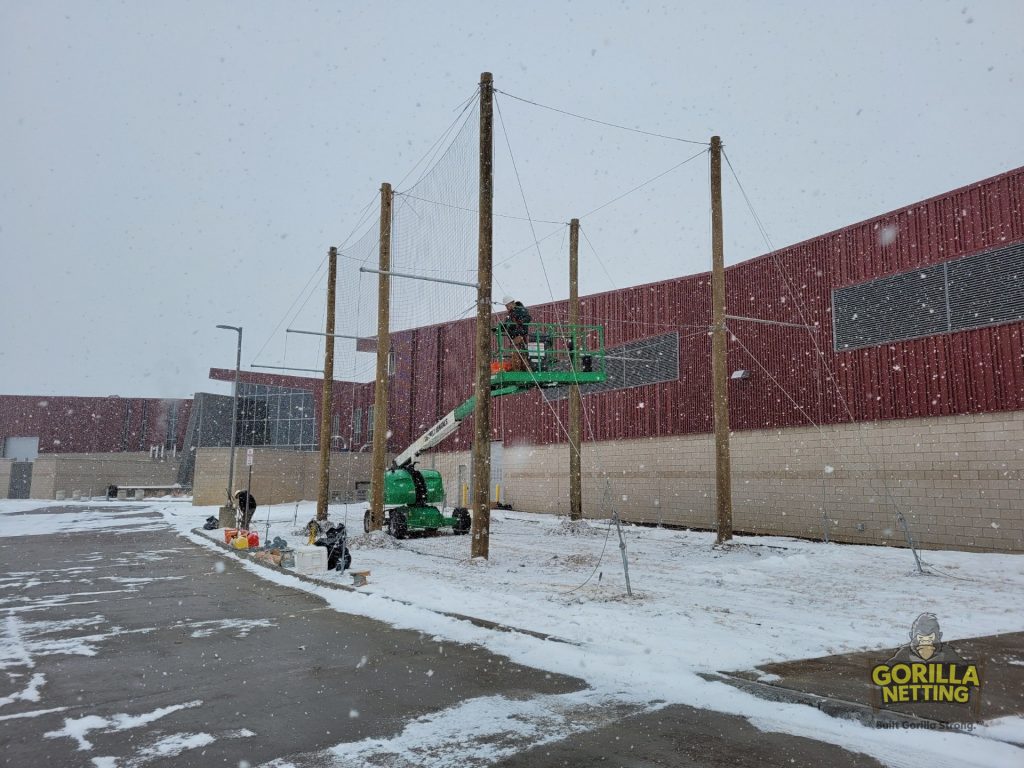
[545,332,679,401]
[948,242,1024,330]
[832,269,947,350]
[832,241,1024,350]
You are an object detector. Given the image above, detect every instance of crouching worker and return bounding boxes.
[234,489,257,529]
[500,296,533,373]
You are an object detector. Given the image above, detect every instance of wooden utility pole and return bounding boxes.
[568,218,583,521]
[369,183,393,531]
[710,136,733,543]
[316,246,338,521]
[471,71,494,559]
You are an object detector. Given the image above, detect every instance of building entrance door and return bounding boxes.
[490,440,503,503]
[464,441,504,505]
[9,462,32,499]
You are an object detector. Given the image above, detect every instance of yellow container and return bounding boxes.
[231,535,250,550]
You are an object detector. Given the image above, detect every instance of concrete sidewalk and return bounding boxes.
[711,633,1024,733]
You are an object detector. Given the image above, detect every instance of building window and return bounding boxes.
[367,405,375,441]
[164,401,180,450]
[353,408,363,440]
[544,332,680,402]
[236,383,316,449]
[332,413,346,451]
[832,241,1024,350]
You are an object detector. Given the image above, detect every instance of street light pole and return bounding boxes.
[216,324,242,508]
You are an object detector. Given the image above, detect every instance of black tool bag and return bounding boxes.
[314,522,352,571]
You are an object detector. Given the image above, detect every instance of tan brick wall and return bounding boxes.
[28,453,181,499]
[29,458,57,500]
[414,449,518,508]
[192,448,373,506]
[427,411,1024,553]
[420,450,473,507]
[301,452,376,503]
[0,459,13,499]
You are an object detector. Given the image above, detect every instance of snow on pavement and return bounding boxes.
[161,499,1024,767]
[3,498,1023,766]
[167,501,1024,674]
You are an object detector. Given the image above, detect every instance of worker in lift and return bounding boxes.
[500,296,533,372]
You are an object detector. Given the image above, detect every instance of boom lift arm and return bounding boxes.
[391,386,521,470]
[370,322,607,538]
[393,321,607,469]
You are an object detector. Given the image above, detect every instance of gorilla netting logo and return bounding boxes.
[871,613,982,713]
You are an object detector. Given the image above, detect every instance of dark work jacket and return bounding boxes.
[503,302,531,339]
[234,490,257,513]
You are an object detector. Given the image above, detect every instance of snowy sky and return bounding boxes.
[1,1,1021,398]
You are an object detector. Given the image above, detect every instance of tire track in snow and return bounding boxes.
[262,690,660,768]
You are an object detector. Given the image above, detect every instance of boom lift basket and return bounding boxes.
[490,322,606,390]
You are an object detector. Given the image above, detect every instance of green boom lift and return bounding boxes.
[364,322,606,538]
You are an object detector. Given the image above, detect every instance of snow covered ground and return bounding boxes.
[174,500,1024,673]
[4,498,1023,767]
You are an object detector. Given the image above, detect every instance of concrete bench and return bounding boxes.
[112,484,186,500]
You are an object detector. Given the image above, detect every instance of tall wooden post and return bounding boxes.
[369,183,393,531]
[316,246,337,521]
[471,72,494,559]
[710,136,733,543]
[568,218,583,521]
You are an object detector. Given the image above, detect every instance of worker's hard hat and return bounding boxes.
[502,295,515,305]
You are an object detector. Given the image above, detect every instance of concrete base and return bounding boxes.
[218,505,236,528]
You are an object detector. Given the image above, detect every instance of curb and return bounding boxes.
[190,528,579,646]
[700,671,981,732]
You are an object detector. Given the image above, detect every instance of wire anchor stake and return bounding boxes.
[612,511,633,597]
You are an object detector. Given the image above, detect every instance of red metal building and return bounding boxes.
[384,166,1024,452]
[0,395,191,457]
[4,167,1020,465]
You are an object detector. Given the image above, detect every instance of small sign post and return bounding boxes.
[244,448,254,529]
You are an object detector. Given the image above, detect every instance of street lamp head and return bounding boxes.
[216,324,242,333]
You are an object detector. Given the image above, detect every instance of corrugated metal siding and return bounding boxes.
[387,333,415,450]
[826,169,1024,422]
[0,396,192,454]
[380,166,1024,449]
[410,327,440,438]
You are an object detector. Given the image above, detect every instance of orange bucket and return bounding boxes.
[224,527,239,543]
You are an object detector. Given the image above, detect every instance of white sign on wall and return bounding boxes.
[246,448,254,467]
